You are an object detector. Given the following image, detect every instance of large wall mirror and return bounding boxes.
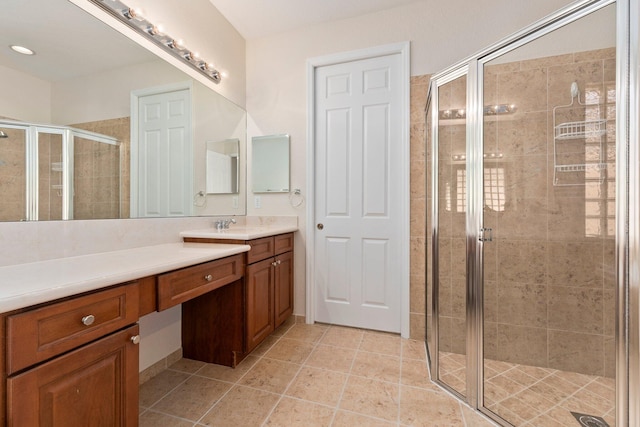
[0,0,246,221]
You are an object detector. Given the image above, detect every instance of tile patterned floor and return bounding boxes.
[139,318,497,427]
[439,352,616,427]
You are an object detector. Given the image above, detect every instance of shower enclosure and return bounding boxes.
[0,120,119,221]
[425,0,638,425]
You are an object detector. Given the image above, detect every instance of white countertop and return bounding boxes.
[0,242,250,313]
[180,224,298,240]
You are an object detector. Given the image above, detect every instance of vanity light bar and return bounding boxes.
[451,152,504,162]
[439,104,517,120]
[88,0,222,84]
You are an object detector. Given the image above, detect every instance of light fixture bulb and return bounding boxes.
[10,45,35,55]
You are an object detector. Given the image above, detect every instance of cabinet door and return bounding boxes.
[7,325,139,427]
[245,258,274,352]
[274,251,294,328]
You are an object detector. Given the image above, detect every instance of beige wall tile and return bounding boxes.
[497,324,548,367]
[548,286,604,334]
[548,330,604,376]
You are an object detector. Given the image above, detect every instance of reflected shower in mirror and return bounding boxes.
[206,139,239,194]
[0,0,246,221]
[252,134,290,193]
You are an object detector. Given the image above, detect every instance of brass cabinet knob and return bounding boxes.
[204,274,213,282]
[81,315,95,326]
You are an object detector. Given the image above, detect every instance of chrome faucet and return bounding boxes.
[215,218,237,230]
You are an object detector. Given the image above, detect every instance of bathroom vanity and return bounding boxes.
[0,224,295,426]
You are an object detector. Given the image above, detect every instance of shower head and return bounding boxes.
[0,130,7,138]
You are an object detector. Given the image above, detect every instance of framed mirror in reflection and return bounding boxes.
[252,134,290,193]
[0,0,246,222]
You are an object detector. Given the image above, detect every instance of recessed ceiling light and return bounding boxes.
[10,45,35,55]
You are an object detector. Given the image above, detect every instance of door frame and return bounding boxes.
[305,42,411,338]
[130,81,193,217]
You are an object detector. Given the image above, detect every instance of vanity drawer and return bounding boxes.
[274,233,294,255]
[6,283,139,375]
[157,254,244,310]
[246,237,275,264]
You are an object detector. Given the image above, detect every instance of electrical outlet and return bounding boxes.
[232,196,238,208]
[254,195,261,209]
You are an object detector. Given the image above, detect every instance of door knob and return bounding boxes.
[317,223,324,230]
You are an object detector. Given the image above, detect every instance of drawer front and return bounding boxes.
[157,254,244,311]
[7,283,139,374]
[274,233,294,255]
[246,237,275,264]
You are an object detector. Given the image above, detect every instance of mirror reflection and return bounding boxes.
[252,134,290,193]
[0,0,246,221]
[206,139,239,194]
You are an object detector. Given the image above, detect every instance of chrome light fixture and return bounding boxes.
[88,0,222,84]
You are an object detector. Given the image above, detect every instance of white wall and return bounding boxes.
[245,0,575,317]
[0,65,52,123]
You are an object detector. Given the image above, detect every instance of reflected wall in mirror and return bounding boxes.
[206,139,239,194]
[0,0,246,221]
[252,134,290,193]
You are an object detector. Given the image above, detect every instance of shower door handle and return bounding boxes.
[479,228,493,242]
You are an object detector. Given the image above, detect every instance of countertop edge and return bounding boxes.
[0,242,251,313]
[179,225,298,240]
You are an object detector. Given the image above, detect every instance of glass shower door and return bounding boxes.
[480,4,617,425]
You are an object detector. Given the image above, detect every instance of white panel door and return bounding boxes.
[137,89,191,217]
[314,53,403,332]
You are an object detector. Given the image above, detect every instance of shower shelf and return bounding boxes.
[555,163,607,172]
[552,82,607,186]
[554,119,606,140]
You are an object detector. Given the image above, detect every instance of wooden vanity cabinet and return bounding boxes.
[4,282,141,427]
[245,233,293,352]
[183,232,294,355]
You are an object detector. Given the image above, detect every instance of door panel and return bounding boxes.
[314,52,403,332]
[137,88,191,217]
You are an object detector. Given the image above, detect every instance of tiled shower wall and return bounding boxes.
[417,47,616,377]
[72,117,130,219]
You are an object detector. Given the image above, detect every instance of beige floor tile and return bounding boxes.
[402,339,427,360]
[282,323,328,343]
[332,410,396,426]
[265,397,334,427]
[497,395,539,423]
[285,366,347,407]
[139,410,194,427]
[551,370,593,388]
[239,358,300,394]
[459,403,498,427]
[304,344,356,373]
[582,379,616,404]
[339,376,399,422]
[271,322,295,337]
[320,326,364,349]
[139,369,190,408]
[152,375,231,421]
[570,388,614,415]
[196,355,259,383]
[264,337,315,364]
[168,358,206,374]
[359,331,401,356]
[251,334,280,357]
[399,385,464,426]
[401,358,439,390]
[351,351,401,383]
[514,364,555,381]
[200,385,279,427]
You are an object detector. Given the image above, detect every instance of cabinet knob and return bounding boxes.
[130,335,141,345]
[81,315,95,326]
[272,261,277,267]
[277,259,282,265]
[204,274,213,282]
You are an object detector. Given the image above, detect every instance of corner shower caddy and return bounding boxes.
[553,82,607,186]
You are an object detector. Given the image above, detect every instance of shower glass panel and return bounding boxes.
[38,132,64,221]
[481,4,616,426]
[436,74,467,397]
[0,127,26,221]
